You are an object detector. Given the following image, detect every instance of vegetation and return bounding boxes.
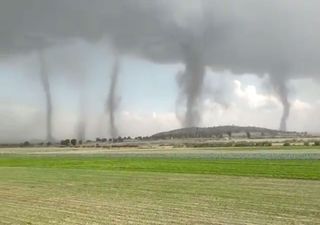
[60,139,70,146]
[151,125,305,140]
[1,156,319,180]
[1,167,319,225]
[20,141,31,147]
[182,141,273,148]
[70,138,77,146]
[0,147,319,224]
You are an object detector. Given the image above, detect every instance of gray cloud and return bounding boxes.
[1,0,320,132]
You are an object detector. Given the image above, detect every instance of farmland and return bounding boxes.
[0,147,320,224]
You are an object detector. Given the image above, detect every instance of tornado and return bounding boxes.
[271,78,290,131]
[38,50,53,141]
[277,84,290,131]
[106,58,120,138]
[179,45,205,127]
[280,99,290,131]
[77,90,86,141]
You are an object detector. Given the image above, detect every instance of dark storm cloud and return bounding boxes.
[1,0,320,131]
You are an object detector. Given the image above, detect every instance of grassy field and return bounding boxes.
[1,157,320,180]
[0,147,320,224]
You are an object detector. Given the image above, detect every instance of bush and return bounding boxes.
[21,141,31,147]
[255,142,264,147]
[303,141,309,146]
[263,142,272,147]
[255,141,272,147]
[234,141,255,147]
[283,142,291,146]
[60,139,70,146]
[313,141,320,146]
[71,139,77,146]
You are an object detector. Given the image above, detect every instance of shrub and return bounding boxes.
[21,141,31,147]
[255,142,264,147]
[234,141,255,147]
[303,141,309,146]
[283,142,290,146]
[264,142,272,147]
[71,139,77,146]
[313,141,320,146]
[255,141,272,147]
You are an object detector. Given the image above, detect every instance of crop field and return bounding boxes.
[0,147,320,224]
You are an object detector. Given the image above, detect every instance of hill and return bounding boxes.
[151,125,306,140]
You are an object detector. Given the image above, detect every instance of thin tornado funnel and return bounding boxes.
[278,84,290,131]
[77,90,86,141]
[271,77,290,131]
[38,50,53,141]
[106,58,120,138]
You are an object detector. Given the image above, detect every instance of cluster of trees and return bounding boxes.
[20,141,31,147]
[284,141,320,146]
[95,137,130,143]
[60,139,82,146]
[20,141,52,147]
[19,136,154,148]
[95,136,151,143]
[134,136,151,141]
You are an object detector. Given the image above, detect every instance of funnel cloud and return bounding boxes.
[77,90,86,141]
[178,45,205,127]
[106,58,120,138]
[270,76,291,131]
[38,50,53,141]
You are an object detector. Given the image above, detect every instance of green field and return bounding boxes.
[0,147,320,224]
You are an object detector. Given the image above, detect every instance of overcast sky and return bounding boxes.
[1,0,320,142]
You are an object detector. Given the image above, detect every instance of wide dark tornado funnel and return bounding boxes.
[178,44,205,127]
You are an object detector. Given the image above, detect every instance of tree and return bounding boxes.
[21,141,30,147]
[135,136,142,141]
[117,136,123,142]
[60,139,70,146]
[71,139,77,146]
